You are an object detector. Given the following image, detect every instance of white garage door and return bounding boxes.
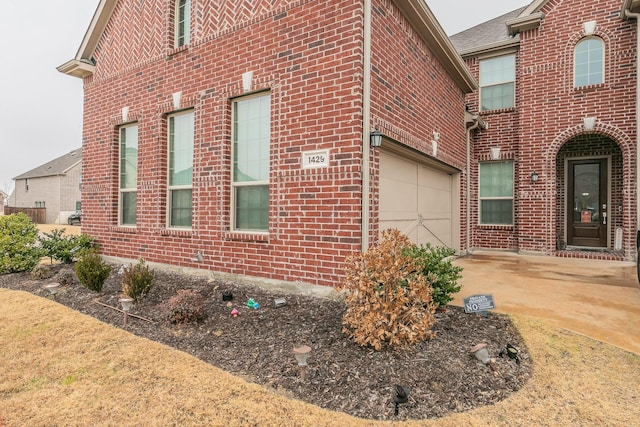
[379,150,458,248]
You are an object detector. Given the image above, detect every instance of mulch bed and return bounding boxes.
[0,262,532,421]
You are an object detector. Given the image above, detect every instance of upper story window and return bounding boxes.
[479,55,515,111]
[175,0,191,47]
[479,161,514,225]
[119,124,138,226]
[574,37,604,87]
[168,110,194,228]
[232,93,271,232]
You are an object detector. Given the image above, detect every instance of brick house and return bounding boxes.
[450,0,640,261]
[8,149,82,224]
[58,0,476,287]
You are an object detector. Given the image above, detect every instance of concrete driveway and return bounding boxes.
[452,251,640,355]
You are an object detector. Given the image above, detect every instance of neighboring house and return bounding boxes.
[450,0,640,262]
[58,0,477,287]
[9,149,82,224]
[0,190,8,213]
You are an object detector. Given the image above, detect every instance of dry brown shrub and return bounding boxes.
[340,228,436,350]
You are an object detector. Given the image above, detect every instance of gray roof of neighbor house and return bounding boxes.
[449,7,527,55]
[13,149,82,180]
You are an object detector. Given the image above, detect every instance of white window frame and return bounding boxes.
[478,161,514,225]
[175,0,191,48]
[479,54,516,111]
[119,123,138,227]
[167,110,194,229]
[574,36,604,88]
[231,92,271,233]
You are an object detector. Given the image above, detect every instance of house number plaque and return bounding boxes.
[302,149,330,169]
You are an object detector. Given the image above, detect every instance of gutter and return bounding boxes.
[362,0,373,252]
[465,113,486,255]
[625,9,640,256]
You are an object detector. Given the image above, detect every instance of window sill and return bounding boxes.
[477,224,514,230]
[110,226,137,234]
[167,45,189,57]
[223,231,269,243]
[160,228,194,238]
[479,107,516,116]
[572,83,605,92]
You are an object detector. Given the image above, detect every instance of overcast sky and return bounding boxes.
[0,0,530,195]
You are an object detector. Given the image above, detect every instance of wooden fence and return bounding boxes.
[3,207,47,224]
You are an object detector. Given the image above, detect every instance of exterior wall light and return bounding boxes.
[531,171,539,182]
[370,129,383,148]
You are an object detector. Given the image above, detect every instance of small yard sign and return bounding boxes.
[463,294,495,314]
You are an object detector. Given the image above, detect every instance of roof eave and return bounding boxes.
[506,12,544,37]
[56,59,96,78]
[621,0,640,17]
[393,0,477,93]
[57,0,117,79]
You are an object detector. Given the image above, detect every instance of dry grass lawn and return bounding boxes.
[1,288,639,426]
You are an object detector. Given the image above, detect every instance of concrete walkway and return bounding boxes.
[452,251,640,355]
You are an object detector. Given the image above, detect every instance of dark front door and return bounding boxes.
[567,159,608,247]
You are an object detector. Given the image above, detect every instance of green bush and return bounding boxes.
[74,249,111,292]
[405,243,463,308]
[164,289,204,324]
[339,229,436,350]
[31,264,53,279]
[38,229,95,264]
[0,213,43,274]
[121,258,155,303]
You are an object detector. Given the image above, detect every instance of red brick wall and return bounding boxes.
[368,0,469,246]
[465,0,638,260]
[80,0,467,286]
[81,0,365,287]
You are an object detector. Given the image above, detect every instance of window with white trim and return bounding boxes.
[232,93,270,232]
[479,161,514,225]
[175,0,191,47]
[119,124,138,226]
[479,55,515,111]
[168,111,194,228]
[574,37,604,87]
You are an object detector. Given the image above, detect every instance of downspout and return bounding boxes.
[465,115,483,255]
[625,9,640,257]
[362,0,373,252]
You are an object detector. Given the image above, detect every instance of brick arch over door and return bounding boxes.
[544,122,636,259]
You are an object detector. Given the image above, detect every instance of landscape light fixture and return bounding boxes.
[192,250,204,262]
[499,343,521,364]
[531,171,539,182]
[370,129,383,148]
[45,283,60,299]
[470,343,491,365]
[119,297,134,326]
[393,384,410,416]
[292,345,311,380]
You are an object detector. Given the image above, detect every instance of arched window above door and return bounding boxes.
[574,37,604,87]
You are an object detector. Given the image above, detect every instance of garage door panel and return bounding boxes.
[380,151,457,249]
[418,220,452,247]
[380,177,417,213]
[382,153,418,183]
